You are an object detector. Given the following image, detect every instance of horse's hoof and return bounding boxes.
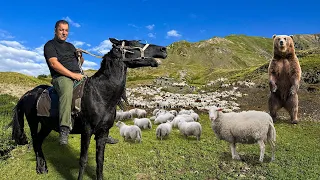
[36,167,48,174]
[291,120,298,124]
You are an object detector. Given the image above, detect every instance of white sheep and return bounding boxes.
[177,120,202,141]
[169,110,178,116]
[115,121,142,143]
[128,108,137,117]
[155,121,173,140]
[190,112,200,121]
[149,116,156,121]
[116,111,132,121]
[133,118,152,129]
[135,108,147,118]
[172,114,195,128]
[154,113,175,124]
[208,106,276,162]
[152,108,160,116]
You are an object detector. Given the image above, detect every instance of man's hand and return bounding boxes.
[72,73,84,81]
[76,48,83,58]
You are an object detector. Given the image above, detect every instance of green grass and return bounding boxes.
[0,113,320,179]
[0,72,50,86]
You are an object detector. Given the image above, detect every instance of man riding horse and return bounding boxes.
[44,20,118,145]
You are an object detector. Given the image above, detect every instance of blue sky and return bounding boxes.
[0,0,319,76]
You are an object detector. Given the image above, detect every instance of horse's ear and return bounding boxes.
[109,38,120,45]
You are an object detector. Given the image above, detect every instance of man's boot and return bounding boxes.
[59,126,70,145]
[106,136,119,144]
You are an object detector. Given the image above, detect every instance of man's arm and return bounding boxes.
[48,57,83,80]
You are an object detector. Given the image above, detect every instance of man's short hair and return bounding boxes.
[55,20,69,29]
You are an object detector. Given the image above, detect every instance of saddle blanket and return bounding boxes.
[36,78,87,117]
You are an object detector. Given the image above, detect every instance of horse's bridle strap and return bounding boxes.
[119,41,150,59]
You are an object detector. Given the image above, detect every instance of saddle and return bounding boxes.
[36,78,87,117]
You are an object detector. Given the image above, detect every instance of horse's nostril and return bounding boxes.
[161,47,167,52]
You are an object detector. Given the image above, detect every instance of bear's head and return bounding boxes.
[272,34,295,55]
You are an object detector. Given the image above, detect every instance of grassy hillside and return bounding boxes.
[127,34,320,86]
[0,34,319,179]
[0,34,319,90]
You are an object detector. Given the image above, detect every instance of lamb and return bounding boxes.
[190,112,200,121]
[208,105,276,162]
[152,108,160,116]
[135,108,147,118]
[115,121,142,143]
[116,111,132,121]
[172,114,195,128]
[133,118,152,129]
[177,119,202,141]
[154,113,175,124]
[155,121,173,140]
[169,110,178,116]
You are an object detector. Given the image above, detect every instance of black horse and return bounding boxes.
[11,38,167,180]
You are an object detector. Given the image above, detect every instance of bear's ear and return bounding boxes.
[272,34,277,39]
[290,35,294,40]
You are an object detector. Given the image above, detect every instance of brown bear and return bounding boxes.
[268,34,302,124]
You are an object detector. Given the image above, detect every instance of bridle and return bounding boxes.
[78,41,151,61]
[116,41,150,60]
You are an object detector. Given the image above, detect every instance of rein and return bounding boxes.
[77,41,151,62]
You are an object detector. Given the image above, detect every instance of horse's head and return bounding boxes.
[109,38,167,67]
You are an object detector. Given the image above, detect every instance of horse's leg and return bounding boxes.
[29,120,51,174]
[78,133,92,180]
[35,125,52,173]
[96,134,108,180]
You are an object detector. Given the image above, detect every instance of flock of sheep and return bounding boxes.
[115,108,202,142]
[126,78,255,112]
[115,105,276,162]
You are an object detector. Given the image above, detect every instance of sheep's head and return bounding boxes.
[208,106,223,121]
[116,121,123,127]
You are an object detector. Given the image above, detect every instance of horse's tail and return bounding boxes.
[12,93,28,145]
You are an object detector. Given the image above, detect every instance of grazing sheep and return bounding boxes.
[208,106,276,162]
[116,111,132,121]
[133,118,152,129]
[169,110,178,116]
[152,108,160,116]
[135,108,147,118]
[156,121,173,140]
[128,108,137,117]
[150,116,156,121]
[172,114,195,128]
[115,121,142,143]
[154,113,175,124]
[177,120,202,141]
[190,112,200,121]
[155,109,168,117]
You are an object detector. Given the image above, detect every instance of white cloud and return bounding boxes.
[82,60,98,70]
[148,33,156,38]
[0,39,99,77]
[89,40,112,55]
[146,24,155,30]
[167,30,182,38]
[86,44,91,47]
[0,40,26,49]
[0,41,49,76]
[63,16,81,28]
[0,29,14,39]
[72,40,85,47]
[128,24,140,29]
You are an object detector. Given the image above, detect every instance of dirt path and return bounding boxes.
[0,83,33,98]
